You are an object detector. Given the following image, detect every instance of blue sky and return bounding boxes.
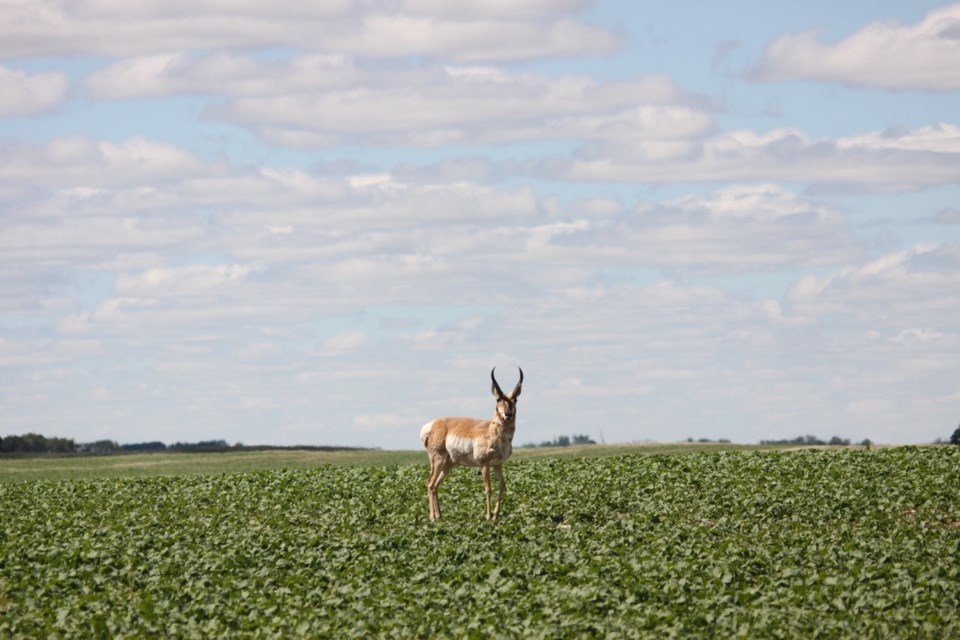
[2,1,959,449]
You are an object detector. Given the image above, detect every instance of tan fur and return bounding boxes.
[421,368,522,521]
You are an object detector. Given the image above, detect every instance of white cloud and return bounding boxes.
[322,331,371,353]
[114,264,259,297]
[836,123,960,153]
[480,183,861,277]
[0,136,208,188]
[2,128,958,447]
[0,63,69,117]
[400,0,591,20]
[787,243,960,325]
[67,0,354,19]
[207,69,702,148]
[85,52,704,148]
[331,14,621,62]
[0,0,619,61]
[96,0,589,23]
[5,3,960,452]
[0,216,205,265]
[559,124,960,191]
[85,52,358,99]
[0,135,866,308]
[751,4,960,90]
[9,239,960,447]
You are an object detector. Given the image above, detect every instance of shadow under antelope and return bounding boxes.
[419,367,523,522]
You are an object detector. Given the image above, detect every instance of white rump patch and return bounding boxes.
[419,421,435,447]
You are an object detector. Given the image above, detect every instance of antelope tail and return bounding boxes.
[419,421,434,448]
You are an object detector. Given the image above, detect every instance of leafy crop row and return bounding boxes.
[1,448,958,638]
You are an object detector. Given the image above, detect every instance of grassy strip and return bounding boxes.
[0,441,828,483]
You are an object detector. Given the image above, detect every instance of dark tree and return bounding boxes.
[170,440,230,451]
[80,440,120,454]
[950,424,960,446]
[0,433,77,454]
[121,441,167,452]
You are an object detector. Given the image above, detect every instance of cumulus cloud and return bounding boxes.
[454,183,861,278]
[114,264,260,297]
[0,0,620,61]
[0,134,937,297]
[751,3,960,90]
[85,52,360,99]
[2,129,958,446]
[478,243,960,445]
[787,243,960,325]
[559,124,960,191]
[14,247,960,447]
[85,52,707,149]
[66,0,354,19]
[7,185,862,375]
[0,134,868,325]
[0,216,205,266]
[0,135,873,306]
[0,64,69,117]
[400,0,592,19]
[5,3,960,450]
[773,242,960,442]
[0,136,208,189]
[192,66,704,149]
[321,331,371,353]
[836,123,960,153]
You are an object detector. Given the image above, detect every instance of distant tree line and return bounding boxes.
[0,434,225,455]
[169,440,231,451]
[79,440,233,453]
[119,441,167,452]
[0,433,77,454]
[0,433,371,456]
[521,434,597,448]
[759,434,873,447]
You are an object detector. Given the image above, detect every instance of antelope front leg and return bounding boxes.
[481,465,493,520]
[493,465,506,520]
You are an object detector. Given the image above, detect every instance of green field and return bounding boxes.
[0,442,770,484]
[1,447,958,637]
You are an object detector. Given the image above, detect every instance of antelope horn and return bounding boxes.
[512,367,524,397]
[491,367,506,398]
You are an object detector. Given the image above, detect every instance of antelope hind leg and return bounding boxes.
[426,459,439,521]
[426,457,447,521]
[430,461,453,522]
[481,465,493,520]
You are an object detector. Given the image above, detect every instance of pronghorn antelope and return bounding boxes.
[420,367,523,522]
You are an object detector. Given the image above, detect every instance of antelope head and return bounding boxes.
[491,366,523,422]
